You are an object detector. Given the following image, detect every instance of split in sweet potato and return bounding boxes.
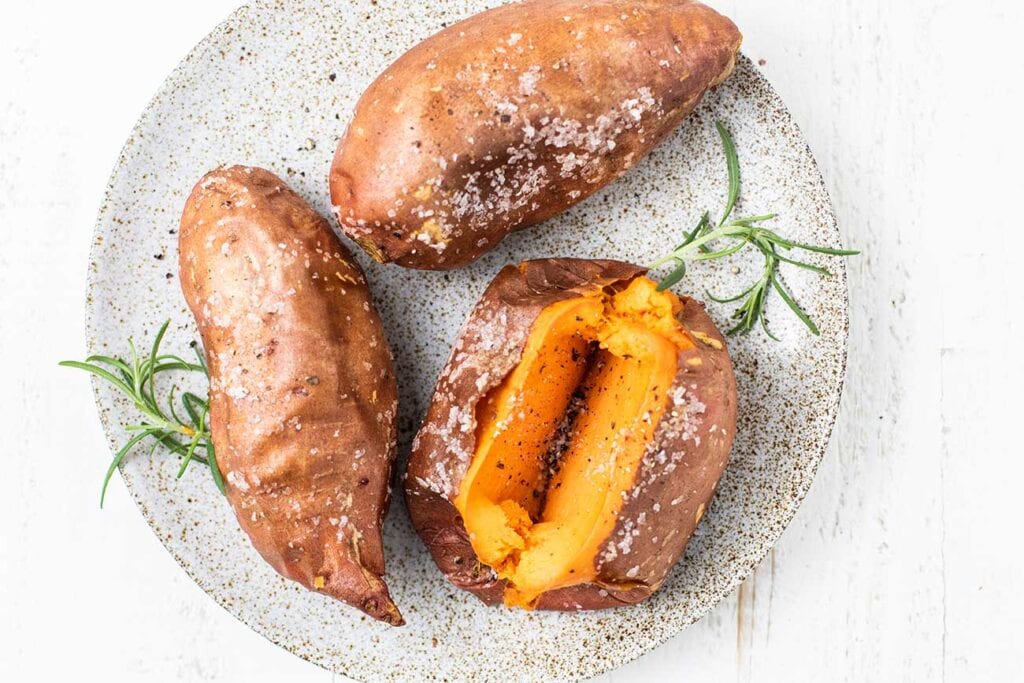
[454,278,694,607]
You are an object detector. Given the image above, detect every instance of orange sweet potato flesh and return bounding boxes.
[464,297,600,525]
[454,279,693,607]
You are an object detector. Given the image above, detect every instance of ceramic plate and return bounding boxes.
[85,1,848,680]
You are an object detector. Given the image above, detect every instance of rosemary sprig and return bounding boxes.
[650,121,858,338]
[60,320,225,506]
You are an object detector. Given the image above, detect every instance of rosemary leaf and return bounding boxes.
[58,360,133,396]
[781,241,860,256]
[177,428,203,479]
[206,442,226,495]
[147,320,170,409]
[771,274,820,336]
[772,251,833,276]
[656,260,688,292]
[101,431,150,508]
[706,278,760,304]
[715,120,741,225]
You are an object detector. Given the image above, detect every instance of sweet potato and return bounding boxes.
[405,259,737,609]
[330,0,742,269]
[178,166,402,625]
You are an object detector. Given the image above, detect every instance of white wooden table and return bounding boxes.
[2,1,1022,680]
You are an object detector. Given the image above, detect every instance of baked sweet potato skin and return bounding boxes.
[404,259,737,609]
[330,0,742,270]
[179,166,402,625]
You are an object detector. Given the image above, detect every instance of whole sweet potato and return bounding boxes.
[330,0,742,269]
[179,166,402,625]
[405,259,737,609]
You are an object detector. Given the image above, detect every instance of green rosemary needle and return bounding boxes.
[60,320,225,506]
[650,121,858,339]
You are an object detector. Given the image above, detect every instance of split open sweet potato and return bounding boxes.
[405,259,737,609]
[179,166,402,624]
[330,0,742,269]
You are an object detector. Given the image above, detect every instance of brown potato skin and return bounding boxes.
[179,166,402,625]
[404,259,737,610]
[330,0,742,270]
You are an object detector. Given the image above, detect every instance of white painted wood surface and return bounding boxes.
[2,1,1022,680]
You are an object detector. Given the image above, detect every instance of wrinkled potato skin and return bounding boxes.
[330,0,742,270]
[404,259,737,610]
[179,167,402,625]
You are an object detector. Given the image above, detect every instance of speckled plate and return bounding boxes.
[85,1,848,680]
